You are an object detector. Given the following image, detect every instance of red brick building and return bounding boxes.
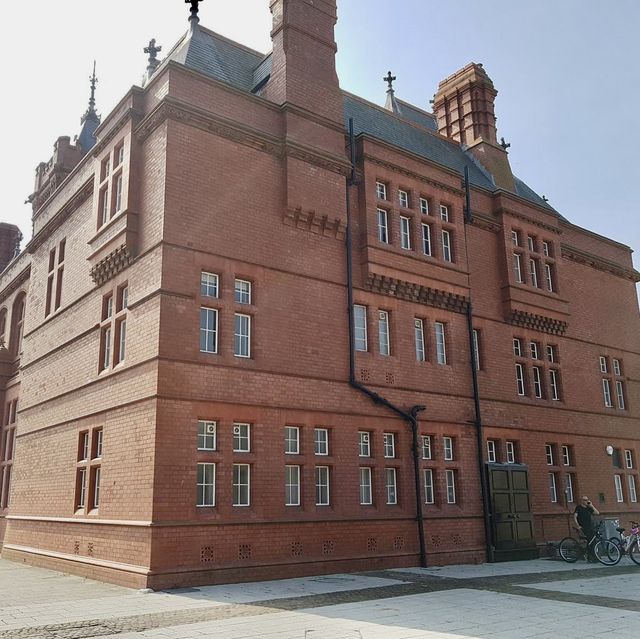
[0,0,638,589]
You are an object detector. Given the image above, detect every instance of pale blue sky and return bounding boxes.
[2,0,638,276]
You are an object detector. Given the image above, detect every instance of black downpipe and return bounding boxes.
[463,166,494,563]
[345,119,428,568]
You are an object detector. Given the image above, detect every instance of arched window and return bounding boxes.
[0,308,7,348]
[10,293,25,357]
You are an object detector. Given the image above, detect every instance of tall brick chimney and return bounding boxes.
[0,224,22,272]
[433,63,515,192]
[263,0,343,125]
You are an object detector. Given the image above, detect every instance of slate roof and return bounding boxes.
[161,26,556,213]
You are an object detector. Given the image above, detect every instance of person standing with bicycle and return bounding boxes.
[574,496,600,557]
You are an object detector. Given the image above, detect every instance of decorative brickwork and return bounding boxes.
[89,245,134,285]
[508,309,568,335]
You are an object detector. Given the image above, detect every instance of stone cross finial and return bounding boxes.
[144,39,162,62]
[185,0,203,25]
[384,71,396,92]
[500,137,511,151]
[542,195,549,203]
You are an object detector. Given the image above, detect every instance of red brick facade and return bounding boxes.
[0,0,638,589]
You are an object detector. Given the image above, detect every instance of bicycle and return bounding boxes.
[558,521,621,565]
[609,520,640,565]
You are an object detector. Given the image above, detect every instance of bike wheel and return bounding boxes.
[559,537,580,562]
[593,539,621,566]
[629,540,640,565]
[609,537,623,553]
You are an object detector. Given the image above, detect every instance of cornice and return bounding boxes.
[27,177,94,253]
[0,265,31,306]
[365,272,469,314]
[497,207,561,235]
[509,309,568,335]
[284,140,351,176]
[471,212,501,233]
[561,244,640,283]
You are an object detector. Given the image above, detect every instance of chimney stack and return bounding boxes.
[0,224,22,272]
[433,63,515,192]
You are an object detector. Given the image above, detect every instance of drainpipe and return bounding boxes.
[462,166,494,563]
[345,118,428,568]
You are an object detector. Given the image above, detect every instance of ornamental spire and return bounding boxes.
[81,61,100,124]
[185,0,203,30]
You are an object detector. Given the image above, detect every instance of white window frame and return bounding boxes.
[549,472,557,503]
[421,223,432,256]
[513,338,522,357]
[530,342,539,360]
[439,204,449,222]
[628,475,638,503]
[197,420,217,451]
[515,363,525,396]
[398,189,409,208]
[378,310,390,356]
[383,433,396,459]
[415,319,425,362]
[420,198,429,215]
[513,253,523,283]
[197,462,216,507]
[81,432,89,461]
[487,440,496,463]
[359,467,373,505]
[532,366,543,399]
[435,322,447,365]
[562,445,570,466]
[233,463,250,507]
[545,263,554,292]
[95,430,103,459]
[78,468,87,509]
[285,426,300,455]
[472,329,480,371]
[114,173,123,213]
[566,473,574,504]
[200,307,218,354]
[316,466,330,506]
[201,272,219,298]
[358,431,371,457]
[613,359,621,376]
[625,449,633,469]
[285,465,301,506]
[424,468,434,504]
[443,436,454,461]
[542,241,550,257]
[547,345,556,363]
[233,423,250,453]
[511,230,520,246]
[314,428,329,456]
[550,369,560,401]
[377,209,389,244]
[100,188,109,226]
[234,279,252,304]
[442,229,452,263]
[602,379,613,408]
[545,444,554,466]
[93,467,101,509]
[614,474,624,503]
[506,441,515,464]
[376,181,387,200]
[422,435,432,460]
[400,216,411,250]
[530,259,538,288]
[445,469,456,504]
[385,467,398,505]
[234,313,251,358]
[527,236,535,252]
[353,305,368,352]
[616,381,626,410]
[599,356,608,373]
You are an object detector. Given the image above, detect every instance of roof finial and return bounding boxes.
[383,71,402,115]
[185,0,203,29]
[384,71,396,93]
[500,137,511,151]
[144,39,162,71]
[81,61,99,124]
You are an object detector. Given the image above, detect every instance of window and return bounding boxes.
[487,440,496,463]
[378,311,390,356]
[542,241,550,257]
[113,173,123,214]
[285,426,300,454]
[76,468,87,509]
[566,473,574,504]
[515,363,526,396]
[422,435,432,460]
[79,432,90,461]
[445,470,456,504]
[529,259,538,287]
[398,190,409,208]
[99,188,109,227]
[513,253,523,283]
[353,305,368,352]
[234,313,251,358]
[115,319,127,365]
[94,429,103,459]
[472,329,480,371]
[197,421,217,451]
[11,295,25,357]
[400,216,411,249]
[613,359,622,376]
[90,467,102,509]
[616,381,626,410]
[197,463,216,507]
[545,444,554,466]
[614,475,624,503]
[45,239,66,315]
[201,272,219,298]
[527,236,535,252]
[511,230,520,246]
[316,466,330,505]
[443,436,454,461]
[549,473,558,503]
[233,464,250,506]
[200,308,218,354]
[376,181,387,200]
[421,223,431,256]
[424,469,434,504]
[628,475,637,503]
[545,263,554,292]
[75,428,102,513]
[547,345,556,363]
[100,283,130,372]
[359,467,372,505]
[234,279,252,304]
[385,468,398,505]
[358,431,371,457]
[377,209,389,243]
[602,379,613,408]
[414,319,425,362]
[442,230,452,262]
[532,366,543,398]
[420,198,429,215]
[439,205,449,222]
[530,342,539,360]
[115,142,125,167]
[285,465,301,506]
[625,449,633,469]
[233,423,250,452]
[513,338,522,357]
[314,428,329,456]
[383,433,396,458]
[562,445,571,466]
[435,322,447,365]
[599,356,608,374]
[549,369,560,401]
[506,441,515,464]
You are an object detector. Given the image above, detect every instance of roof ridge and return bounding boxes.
[395,98,436,119]
[196,25,267,58]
